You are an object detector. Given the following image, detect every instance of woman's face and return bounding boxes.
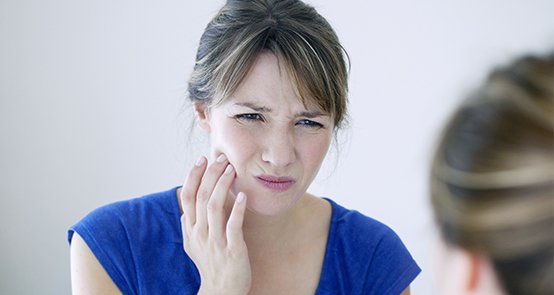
[196,52,334,216]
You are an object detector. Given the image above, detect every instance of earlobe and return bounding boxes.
[459,249,503,294]
[465,252,480,292]
[193,102,211,133]
[438,244,482,294]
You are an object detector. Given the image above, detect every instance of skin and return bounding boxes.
[435,241,504,295]
[196,53,334,217]
[70,233,121,295]
[69,52,413,294]
[188,52,334,294]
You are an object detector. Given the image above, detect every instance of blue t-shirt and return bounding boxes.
[68,187,420,294]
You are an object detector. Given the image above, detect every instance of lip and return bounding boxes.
[255,175,296,192]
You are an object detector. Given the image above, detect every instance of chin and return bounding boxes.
[245,201,291,217]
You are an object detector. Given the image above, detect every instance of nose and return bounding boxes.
[261,128,297,168]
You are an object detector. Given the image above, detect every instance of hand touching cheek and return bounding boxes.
[180,155,252,295]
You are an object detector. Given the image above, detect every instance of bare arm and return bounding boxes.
[70,232,121,295]
[401,286,411,295]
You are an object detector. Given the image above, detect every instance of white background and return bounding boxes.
[1,0,552,293]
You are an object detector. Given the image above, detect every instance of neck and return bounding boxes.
[243,207,296,247]
[175,187,309,258]
[223,193,307,257]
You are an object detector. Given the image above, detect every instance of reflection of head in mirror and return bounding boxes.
[187,0,348,216]
[430,53,553,295]
[69,0,420,294]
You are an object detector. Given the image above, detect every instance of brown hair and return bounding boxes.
[187,0,349,128]
[430,53,554,294]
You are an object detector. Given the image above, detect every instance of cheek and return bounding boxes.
[211,123,257,170]
[299,133,332,169]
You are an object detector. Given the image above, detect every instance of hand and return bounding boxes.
[180,154,252,295]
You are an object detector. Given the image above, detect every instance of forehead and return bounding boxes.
[218,52,325,112]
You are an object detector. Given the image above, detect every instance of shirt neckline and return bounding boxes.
[170,187,339,292]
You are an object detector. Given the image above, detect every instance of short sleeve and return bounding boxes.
[363,226,421,294]
[317,199,421,295]
[67,188,201,294]
[68,202,137,295]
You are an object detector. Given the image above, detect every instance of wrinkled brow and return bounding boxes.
[234,102,271,113]
[234,102,328,118]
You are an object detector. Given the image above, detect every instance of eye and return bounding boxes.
[235,113,264,122]
[296,119,324,129]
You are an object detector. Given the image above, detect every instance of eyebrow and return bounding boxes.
[234,102,328,118]
[234,102,271,113]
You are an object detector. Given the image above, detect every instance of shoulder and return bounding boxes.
[89,187,178,219]
[326,198,398,247]
[324,198,421,294]
[67,187,186,294]
[68,187,179,243]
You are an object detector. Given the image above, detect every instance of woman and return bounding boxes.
[69,0,420,294]
[430,53,553,294]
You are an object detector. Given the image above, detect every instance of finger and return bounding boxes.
[180,156,207,227]
[180,215,191,253]
[226,192,247,250]
[195,154,229,235]
[207,164,236,243]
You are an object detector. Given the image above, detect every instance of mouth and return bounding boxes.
[255,175,296,192]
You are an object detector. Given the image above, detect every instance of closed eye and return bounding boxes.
[235,113,264,122]
[297,119,324,129]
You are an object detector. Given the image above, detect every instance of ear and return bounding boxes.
[193,101,211,133]
[467,253,504,295]
[455,248,504,295]
[465,251,480,291]
[437,242,505,295]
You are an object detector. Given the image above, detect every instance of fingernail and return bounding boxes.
[216,154,227,163]
[224,164,234,174]
[195,156,205,166]
[236,192,245,203]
